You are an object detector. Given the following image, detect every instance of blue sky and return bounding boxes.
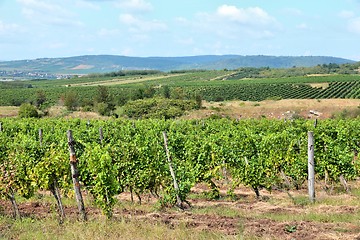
[1,0,360,60]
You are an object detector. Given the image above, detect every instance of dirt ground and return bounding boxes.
[185,99,360,120]
[0,106,19,118]
[1,184,360,240]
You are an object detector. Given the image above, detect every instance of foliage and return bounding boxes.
[1,117,360,217]
[18,103,39,118]
[35,90,47,109]
[62,91,78,111]
[81,143,119,218]
[122,97,198,119]
[94,102,110,116]
[95,85,111,104]
[162,85,170,99]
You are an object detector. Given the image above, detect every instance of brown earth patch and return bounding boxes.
[71,64,94,70]
[184,99,360,120]
[0,106,18,117]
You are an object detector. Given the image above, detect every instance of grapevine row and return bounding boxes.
[0,118,359,219]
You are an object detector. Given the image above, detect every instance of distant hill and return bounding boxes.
[0,55,355,74]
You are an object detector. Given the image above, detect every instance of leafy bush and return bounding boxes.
[122,97,198,119]
[95,102,112,116]
[18,103,39,118]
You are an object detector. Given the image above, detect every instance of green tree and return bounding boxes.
[63,91,78,111]
[95,86,110,103]
[162,85,170,99]
[35,90,47,109]
[94,86,115,116]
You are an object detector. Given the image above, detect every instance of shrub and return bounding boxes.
[95,102,112,116]
[122,97,198,119]
[18,103,39,118]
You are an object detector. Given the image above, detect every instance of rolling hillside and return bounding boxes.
[0,55,355,74]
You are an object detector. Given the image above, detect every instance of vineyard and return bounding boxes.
[2,72,360,107]
[189,80,360,101]
[1,118,359,221]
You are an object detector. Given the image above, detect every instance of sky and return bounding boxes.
[1,0,360,61]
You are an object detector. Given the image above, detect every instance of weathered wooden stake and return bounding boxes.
[308,131,315,203]
[8,191,21,219]
[99,127,104,145]
[67,130,87,221]
[162,131,182,208]
[39,129,43,147]
[0,122,2,132]
[50,180,66,223]
[339,174,349,192]
[222,159,228,183]
[280,169,292,189]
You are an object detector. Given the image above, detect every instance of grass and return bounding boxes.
[0,216,236,240]
[2,184,360,240]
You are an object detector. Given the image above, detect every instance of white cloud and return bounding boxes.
[296,23,308,30]
[97,28,120,37]
[337,9,360,34]
[348,17,360,34]
[216,5,276,26]
[17,0,84,27]
[115,0,153,12]
[339,10,355,19]
[0,21,20,34]
[189,5,279,40]
[282,8,303,16]
[119,13,167,32]
[174,17,190,25]
[76,0,101,10]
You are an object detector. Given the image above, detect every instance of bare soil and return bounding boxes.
[1,185,360,239]
[185,99,360,120]
[0,106,18,117]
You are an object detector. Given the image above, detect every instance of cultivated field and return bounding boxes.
[2,67,360,240]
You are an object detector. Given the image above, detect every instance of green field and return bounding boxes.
[2,67,360,108]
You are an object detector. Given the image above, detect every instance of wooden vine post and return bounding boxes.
[50,180,66,223]
[162,131,183,208]
[0,122,2,132]
[99,127,104,145]
[67,130,87,221]
[308,131,315,203]
[39,129,43,147]
[8,191,21,219]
